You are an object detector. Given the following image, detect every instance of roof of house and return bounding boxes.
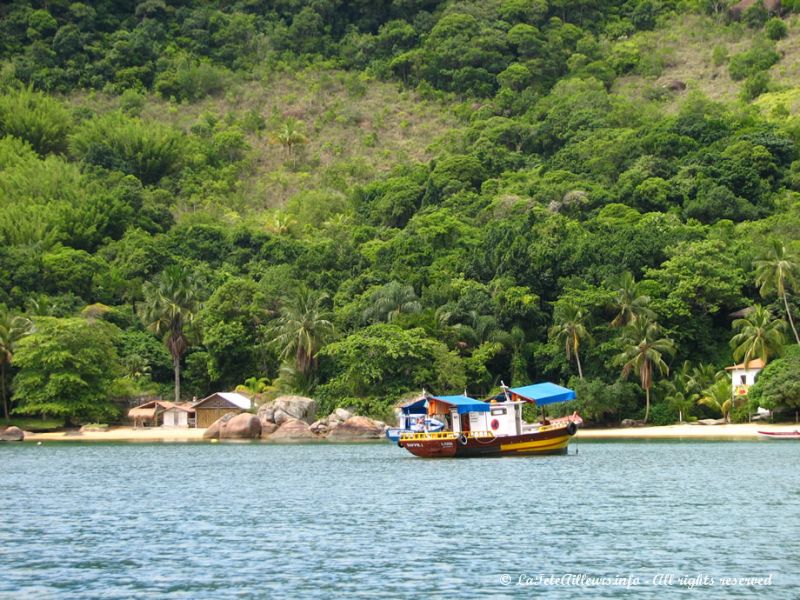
[162,403,195,413]
[193,392,252,410]
[725,358,766,371]
[729,307,755,318]
[128,400,174,418]
[129,407,157,419]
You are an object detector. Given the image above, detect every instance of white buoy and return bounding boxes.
[37,442,42,446]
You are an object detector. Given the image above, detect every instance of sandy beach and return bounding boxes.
[15,422,800,442]
[24,427,208,442]
[576,422,800,440]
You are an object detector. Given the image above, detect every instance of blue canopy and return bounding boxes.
[498,382,576,406]
[399,397,428,415]
[430,395,490,414]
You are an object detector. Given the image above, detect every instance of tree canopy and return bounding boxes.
[2,0,800,424]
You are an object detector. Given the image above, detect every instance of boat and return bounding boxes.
[385,397,445,442]
[758,430,800,440]
[397,382,582,458]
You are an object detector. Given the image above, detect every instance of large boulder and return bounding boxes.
[203,414,228,439]
[274,395,317,423]
[256,403,275,425]
[261,422,279,435]
[204,413,262,439]
[268,418,317,441]
[327,416,384,441]
[333,408,353,421]
[257,395,317,426]
[309,419,329,435]
[220,413,262,439]
[0,426,24,441]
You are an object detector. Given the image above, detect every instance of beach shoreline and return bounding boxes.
[575,422,799,440]
[13,422,799,442]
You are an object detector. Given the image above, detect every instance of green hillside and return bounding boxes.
[2,0,800,426]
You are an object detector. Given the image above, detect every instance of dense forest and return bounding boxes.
[2,0,800,427]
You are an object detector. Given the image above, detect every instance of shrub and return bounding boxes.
[70,112,184,184]
[741,71,771,101]
[765,18,788,40]
[154,55,232,102]
[648,402,679,426]
[0,87,72,155]
[712,45,728,67]
[728,42,780,81]
[742,2,769,28]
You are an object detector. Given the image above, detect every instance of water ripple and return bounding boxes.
[1,441,798,598]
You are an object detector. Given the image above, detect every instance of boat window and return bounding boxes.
[490,408,507,416]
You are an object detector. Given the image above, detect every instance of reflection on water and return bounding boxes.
[1,441,798,598]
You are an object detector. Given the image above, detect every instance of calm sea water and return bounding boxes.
[1,440,798,599]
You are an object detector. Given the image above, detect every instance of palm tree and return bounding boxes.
[662,361,697,422]
[754,239,800,344]
[269,286,335,378]
[609,271,655,327]
[549,301,591,379]
[730,304,785,367]
[616,317,676,423]
[139,266,203,403]
[362,281,422,324]
[697,377,733,422]
[0,311,33,420]
[275,117,308,158]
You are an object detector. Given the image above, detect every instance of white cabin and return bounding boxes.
[451,401,524,436]
[162,405,194,428]
[725,358,765,397]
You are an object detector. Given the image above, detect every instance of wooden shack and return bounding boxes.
[191,392,252,428]
[128,400,173,427]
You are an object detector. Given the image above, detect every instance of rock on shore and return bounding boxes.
[269,418,316,441]
[0,426,25,441]
[204,413,262,439]
[327,416,386,440]
[257,395,317,426]
[249,396,389,442]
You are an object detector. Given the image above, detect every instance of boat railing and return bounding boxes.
[399,430,495,440]
[399,431,457,440]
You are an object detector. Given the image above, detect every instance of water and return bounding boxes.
[1,440,797,599]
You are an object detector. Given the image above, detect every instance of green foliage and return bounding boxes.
[139,265,204,402]
[764,18,788,40]
[742,2,769,28]
[0,87,72,155]
[12,317,121,424]
[1,1,800,420]
[154,54,232,101]
[730,305,786,366]
[741,71,770,102]
[748,346,800,411]
[562,377,640,425]
[697,376,733,421]
[70,112,184,184]
[0,309,33,419]
[318,323,465,404]
[728,41,779,81]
